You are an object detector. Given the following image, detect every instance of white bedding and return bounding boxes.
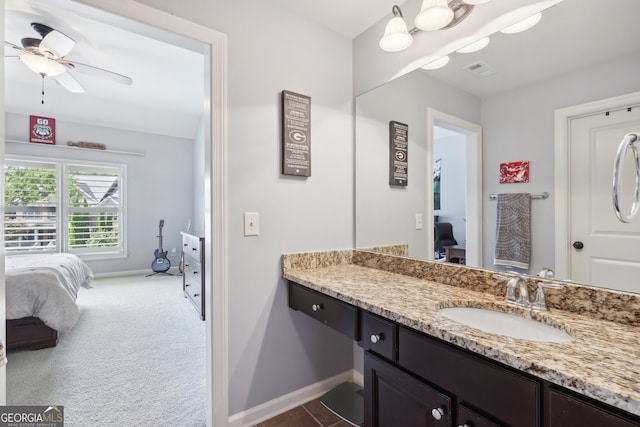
[6,253,94,332]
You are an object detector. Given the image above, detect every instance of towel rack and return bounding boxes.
[489,192,549,200]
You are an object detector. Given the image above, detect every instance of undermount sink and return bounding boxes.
[437,307,573,343]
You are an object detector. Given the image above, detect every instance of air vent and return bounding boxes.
[463,61,496,78]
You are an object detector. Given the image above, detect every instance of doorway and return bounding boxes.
[427,108,482,267]
[1,1,228,425]
[555,92,640,292]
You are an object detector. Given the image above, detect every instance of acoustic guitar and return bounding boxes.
[151,219,171,273]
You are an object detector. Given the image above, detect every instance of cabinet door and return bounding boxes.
[365,351,452,427]
[549,389,640,427]
[399,327,540,427]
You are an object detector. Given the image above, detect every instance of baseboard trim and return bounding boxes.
[228,370,357,427]
[93,267,182,279]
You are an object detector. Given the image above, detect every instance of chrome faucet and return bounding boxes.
[504,275,530,307]
[531,281,564,311]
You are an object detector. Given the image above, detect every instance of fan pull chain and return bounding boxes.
[41,74,45,104]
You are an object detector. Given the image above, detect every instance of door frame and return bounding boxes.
[1,1,229,425]
[554,91,640,280]
[427,108,482,267]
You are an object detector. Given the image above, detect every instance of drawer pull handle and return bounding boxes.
[193,271,199,274]
[431,407,445,421]
[370,334,384,344]
[458,424,470,427]
[186,284,191,287]
[312,304,323,312]
[184,243,188,247]
[194,293,200,297]
[185,264,190,267]
[192,248,198,251]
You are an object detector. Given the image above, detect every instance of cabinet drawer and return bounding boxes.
[288,281,359,340]
[182,233,203,261]
[399,327,540,427]
[363,312,397,361]
[549,389,640,427]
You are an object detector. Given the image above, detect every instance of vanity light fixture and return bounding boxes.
[379,0,486,53]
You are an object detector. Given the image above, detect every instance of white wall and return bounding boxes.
[356,70,480,260]
[135,0,355,416]
[5,112,194,275]
[482,53,640,274]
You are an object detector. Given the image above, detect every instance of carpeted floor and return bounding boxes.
[6,273,206,427]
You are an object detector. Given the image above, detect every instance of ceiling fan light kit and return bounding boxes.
[19,52,65,76]
[5,21,133,103]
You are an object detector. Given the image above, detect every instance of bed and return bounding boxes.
[5,253,94,350]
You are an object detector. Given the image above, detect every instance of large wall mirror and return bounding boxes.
[355,0,640,293]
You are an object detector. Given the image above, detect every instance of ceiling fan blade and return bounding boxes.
[5,40,24,52]
[37,27,75,59]
[53,72,84,93]
[63,61,132,86]
[20,38,40,49]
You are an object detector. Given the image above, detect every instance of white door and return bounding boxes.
[570,107,640,292]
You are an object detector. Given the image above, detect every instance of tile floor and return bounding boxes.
[255,398,352,427]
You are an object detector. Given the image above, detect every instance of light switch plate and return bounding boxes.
[415,213,423,230]
[244,212,259,236]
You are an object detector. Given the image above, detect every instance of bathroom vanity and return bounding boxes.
[283,249,640,426]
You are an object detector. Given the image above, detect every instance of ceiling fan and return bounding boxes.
[5,22,133,102]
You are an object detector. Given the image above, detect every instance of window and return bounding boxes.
[4,157,126,258]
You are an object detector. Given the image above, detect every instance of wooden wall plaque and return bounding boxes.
[282,90,311,177]
[389,121,408,186]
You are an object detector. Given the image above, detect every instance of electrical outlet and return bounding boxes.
[244,212,259,236]
[171,248,177,257]
[415,213,423,230]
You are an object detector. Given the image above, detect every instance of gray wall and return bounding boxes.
[136,0,355,416]
[5,112,194,275]
[356,70,480,260]
[481,53,640,274]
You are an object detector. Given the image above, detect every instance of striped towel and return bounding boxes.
[494,193,531,269]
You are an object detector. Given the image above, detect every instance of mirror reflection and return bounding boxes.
[355,0,640,293]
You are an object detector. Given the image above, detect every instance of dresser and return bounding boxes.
[181,232,205,320]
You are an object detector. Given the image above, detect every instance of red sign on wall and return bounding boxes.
[499,160,529,183]
[29,115,56,144]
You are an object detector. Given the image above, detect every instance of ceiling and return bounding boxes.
[4,0,639,141]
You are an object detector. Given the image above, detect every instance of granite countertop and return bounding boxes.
[282,249,640,417]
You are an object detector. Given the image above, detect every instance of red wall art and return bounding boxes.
[499,160,529,183]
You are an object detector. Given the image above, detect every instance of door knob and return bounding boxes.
[431,407,445,420]
[573,241,584,250]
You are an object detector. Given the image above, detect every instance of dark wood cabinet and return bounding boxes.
[399,326,541,427]
[365,351,452,427]
[458,404,501,427]
[286,281,640,426]
[549,389,640,427]
[288,281,359,340]
[182,232,205,320]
